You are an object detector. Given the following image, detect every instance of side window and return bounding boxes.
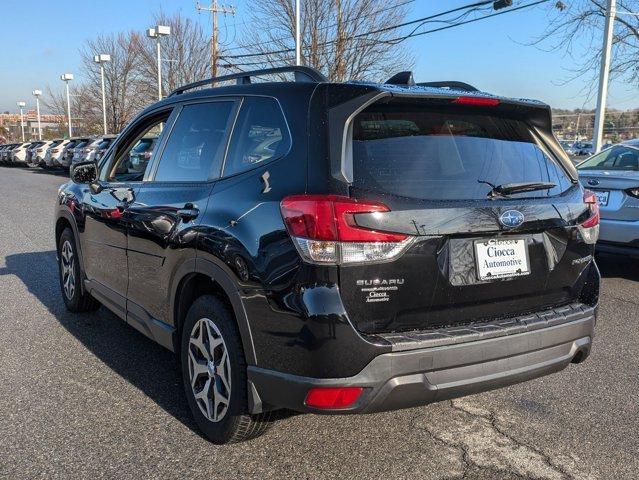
[153,102,234,182]
[104,114,168,182]
[224,97,290,177]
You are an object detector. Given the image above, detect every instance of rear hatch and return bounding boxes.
[335,98,597,333]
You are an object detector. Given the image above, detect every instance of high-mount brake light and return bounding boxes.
[578,190,600,244]
[280,195,413,265]
[453,96,500,107]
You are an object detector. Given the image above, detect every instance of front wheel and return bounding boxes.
[58,228,100,312]
[181,295,270,443]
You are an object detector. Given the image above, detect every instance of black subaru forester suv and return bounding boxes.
[56,66,600,443]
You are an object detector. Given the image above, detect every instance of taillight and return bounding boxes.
[578,190,600,244]
[626,187,639,199]
[452,96,500,107]
[83,148,92,153]
[304,387,363,409]
[52,149,60,153]
[280,195,412,265]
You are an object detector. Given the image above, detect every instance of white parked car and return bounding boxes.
[44,139,72,167]
[33,140,61,167]
[11,142,33,164]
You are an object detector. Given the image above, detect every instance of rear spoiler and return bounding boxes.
[326,86,577,185]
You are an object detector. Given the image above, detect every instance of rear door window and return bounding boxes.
[352,105,572,200]
[223,97,290,177]
[153,101,234,182]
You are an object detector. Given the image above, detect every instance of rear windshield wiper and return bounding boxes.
[478,180,556,198]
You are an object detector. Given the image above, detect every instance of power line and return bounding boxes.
[221,0,548,61]
[222,0,417,53]
[381,0,550,45]
[222,0,487,59]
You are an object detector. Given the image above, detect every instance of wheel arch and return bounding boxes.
[171,258,257,366]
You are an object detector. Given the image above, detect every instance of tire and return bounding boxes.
[180,295,271,444]
[58,228,100,312]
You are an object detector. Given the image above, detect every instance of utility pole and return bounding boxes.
[593,0,616,153]
[197,1,236,78]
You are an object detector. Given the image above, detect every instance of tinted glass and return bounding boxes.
[224,97,290,177]
[352,105,572,201]
[578,145,639,171]
[154,102,234,182]
[107,117,167,182]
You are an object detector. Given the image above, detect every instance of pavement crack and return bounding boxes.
[486,409,574,480]
[600,291,639,308]
[412,399,584,480]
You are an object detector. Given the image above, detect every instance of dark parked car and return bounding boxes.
[56,67,600,444]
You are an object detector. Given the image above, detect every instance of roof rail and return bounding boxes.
[417,81,478,92]
[169,66,328,96]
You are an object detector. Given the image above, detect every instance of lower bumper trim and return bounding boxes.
[247,311,595,414]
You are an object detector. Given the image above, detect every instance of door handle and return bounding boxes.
[177,203,199,221]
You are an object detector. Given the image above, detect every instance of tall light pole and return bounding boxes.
[17,101,26,142]
[60,73,74,137]
[32,90,42,140]
[593,0,616,153]
[94,54,111,135]
[295,0,301,65]
[147,25,171,100]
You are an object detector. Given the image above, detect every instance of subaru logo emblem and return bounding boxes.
[587,179,599,186]
[500,210,524,228]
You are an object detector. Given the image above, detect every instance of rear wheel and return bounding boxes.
[58,228,100,312]
[180,295,270,443]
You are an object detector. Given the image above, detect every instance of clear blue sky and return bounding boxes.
[1,0,637,114]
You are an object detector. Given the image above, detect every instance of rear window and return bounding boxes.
[578,145,639,171]
[352,106,572,200]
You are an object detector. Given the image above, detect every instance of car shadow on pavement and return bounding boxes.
[1,250,201,433]
[1,249,297,435]
[596,253,639,281]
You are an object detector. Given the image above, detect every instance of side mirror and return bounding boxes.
[70,161,98,184]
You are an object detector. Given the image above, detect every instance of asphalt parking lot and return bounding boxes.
[0,166,637,480]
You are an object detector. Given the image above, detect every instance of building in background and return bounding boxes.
[0,110,65,141]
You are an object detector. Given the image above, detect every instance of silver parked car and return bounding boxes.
[577,139,639,257]
[77,134,118,163]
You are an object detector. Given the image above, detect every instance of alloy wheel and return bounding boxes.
[188,318,232,422]
[60,240,75,300]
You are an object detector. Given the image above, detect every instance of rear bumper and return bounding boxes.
[597,218,639,256]
[248,305,596,414]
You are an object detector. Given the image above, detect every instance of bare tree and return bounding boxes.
[42,83,94,137]
[79,31,149,134]
[226,0,413,82]
[532,1,639,99]
[137,12,211,96]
